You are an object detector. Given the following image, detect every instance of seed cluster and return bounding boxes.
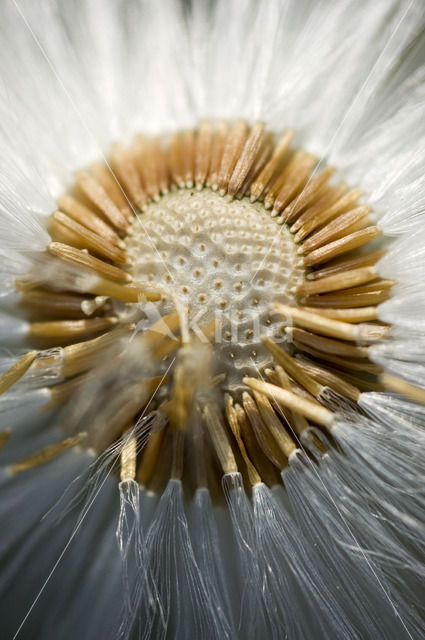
[127,189,304,390]
[2,119,410,493]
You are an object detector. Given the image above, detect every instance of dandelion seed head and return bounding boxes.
[4,116,399,493]
[1,1,425,638]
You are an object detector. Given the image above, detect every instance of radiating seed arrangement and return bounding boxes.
[2,119,422,489]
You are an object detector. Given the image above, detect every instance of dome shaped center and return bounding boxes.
[126,189,304,390]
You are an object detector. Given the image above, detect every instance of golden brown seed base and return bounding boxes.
[4,119,404,496]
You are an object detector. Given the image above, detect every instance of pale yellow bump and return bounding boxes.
[0,351,37,395]
[9,432,87,474]
[244,377,335,430]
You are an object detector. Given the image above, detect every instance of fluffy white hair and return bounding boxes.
[0,1,424,639]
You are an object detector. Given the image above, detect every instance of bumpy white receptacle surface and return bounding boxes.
[127,189,304,390]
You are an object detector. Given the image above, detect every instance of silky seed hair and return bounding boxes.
[3,116,420,496]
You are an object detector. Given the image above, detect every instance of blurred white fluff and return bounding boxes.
[145,478,229,640]
[115,478,164,640]
[0,1,425,639]
[251,481,363,639]
[189,487,236,637]
[284,445,425,640]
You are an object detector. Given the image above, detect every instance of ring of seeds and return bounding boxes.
[4,118,417,493]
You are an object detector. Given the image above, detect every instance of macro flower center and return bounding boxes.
[4,119,402,489]
[126,189,303,389]
[3,4,425,639]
